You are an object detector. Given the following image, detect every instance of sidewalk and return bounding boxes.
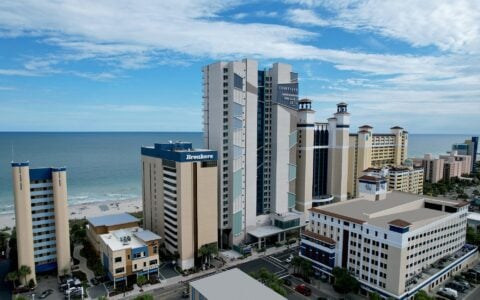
[110,244,298,299]
[73,244,95,281]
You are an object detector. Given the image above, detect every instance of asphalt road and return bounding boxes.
[465,284,480,300]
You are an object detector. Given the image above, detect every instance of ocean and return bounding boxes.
[0,132,475,214]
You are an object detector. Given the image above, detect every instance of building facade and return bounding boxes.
[300,189,476,299]
[11,162,71,284]
[452,136,478,173]
[440,151,472,178]
[414,154,445,184]
[364,166,424,195]
[346,125,408,198]
[141,142,218,270]
[99,227,161,288]
[202,60,304,248]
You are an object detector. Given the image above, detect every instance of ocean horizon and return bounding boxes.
[0,132,477,215]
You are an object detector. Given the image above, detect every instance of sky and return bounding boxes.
[0,0,479,133]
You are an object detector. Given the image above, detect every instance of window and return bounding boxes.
[115,267,125,274]
[153,246,158,254]
[114,257,122,263]
[150,260,157,265]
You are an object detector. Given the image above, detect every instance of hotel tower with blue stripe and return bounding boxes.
[11,162,71,284]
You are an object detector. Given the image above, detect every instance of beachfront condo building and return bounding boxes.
[440,151,472,178]
[452,136,478,173]
[414,154,445,184]
[300,185,476,299]
[363,166,424,195]
[203,59,305,249]
[11,162,71,284]
[86,213,140,253]
[141,142,218,270]
[347,125,408,198]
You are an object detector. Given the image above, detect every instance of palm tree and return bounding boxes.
[18,265,31,286]
[198,245,209,265]
[6,271,19,289]
[290,256,302,274]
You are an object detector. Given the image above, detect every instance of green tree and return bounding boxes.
[414,290,433,300]
[198,243,218,266]
[290,256,303,274]
[332,267,359,294]
[15,296,28,300]
[28,278,35,289]
[137,275,147,292]
[17,265,31,286]
[6,271,19,289]
[300,258,313,279]
[369,292,382,300]
[133,294,154,300]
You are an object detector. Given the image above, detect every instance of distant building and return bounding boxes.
[452,136,478,173]
[300,188,476,299]
[99,227,161,288]
[141,142,218,270]
[413,154,445,183]
[11,162,71,284]
[440,151,472,178]
[467,212,480,233]
[86,213,140,253]
[189,268,286,300]
[363,166,424,195]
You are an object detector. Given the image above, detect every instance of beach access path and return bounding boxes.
[74,244,95,281]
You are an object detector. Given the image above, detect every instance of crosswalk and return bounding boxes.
[262,256,290,279]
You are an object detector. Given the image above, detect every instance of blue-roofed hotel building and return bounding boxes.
[11,162,71,285]
[141,142,218,270]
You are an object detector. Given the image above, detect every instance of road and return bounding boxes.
[465,284,480,300]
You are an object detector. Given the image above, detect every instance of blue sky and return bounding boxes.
[0,0,479,133]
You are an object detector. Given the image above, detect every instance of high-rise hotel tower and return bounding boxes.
[11,162,71,284]
[203,60,304,248]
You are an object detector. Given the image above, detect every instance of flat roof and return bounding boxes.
[190,268,286,300]
[247,226,284,238]
[100,227,160,251]
[310,191,461,230]
[468,212,480,222]
[133,230,162,242]
[87,213,139,227]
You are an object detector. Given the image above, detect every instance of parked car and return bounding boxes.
[283,278,292,286]
[39,289,54,299]
[455,279,471,289]
[285,254,294,263]
[437,287,458,300]
[90,278,99,286]
[295,284,312,296]
[445,282,466,293]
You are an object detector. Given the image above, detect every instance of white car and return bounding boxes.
[286,254,294,263]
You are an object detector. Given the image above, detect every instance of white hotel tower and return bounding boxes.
[203,59,304,248]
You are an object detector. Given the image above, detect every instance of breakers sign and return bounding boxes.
[185,153,215,161]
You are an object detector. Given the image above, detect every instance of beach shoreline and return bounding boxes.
[0,198,142,230]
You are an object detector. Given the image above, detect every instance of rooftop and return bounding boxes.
[100,227,161,251]
[141,142,217,162]
[87,213,139,227]
[310,191,463,231]
[190,268,286,300]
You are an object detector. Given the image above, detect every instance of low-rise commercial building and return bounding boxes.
[99,227,161,288]
[11,162,71,284]
[300,187,476,299]
[189,268,286,300]
[86,213,140,253]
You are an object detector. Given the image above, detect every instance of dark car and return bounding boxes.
[39,289,54,299]
[295,284,312,296]
[445,282,466,293]
[182,290,190,298]
[283,278,292,286]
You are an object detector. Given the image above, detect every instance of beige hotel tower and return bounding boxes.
[11,162,71,284]
[141,142,218,270]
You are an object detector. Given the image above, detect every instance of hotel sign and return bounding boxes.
[185,153,214,161]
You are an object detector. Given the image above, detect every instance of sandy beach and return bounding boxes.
[0,198,142,230]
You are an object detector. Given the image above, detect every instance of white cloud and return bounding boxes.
[287,0,480,54]
[287,9,330,26]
